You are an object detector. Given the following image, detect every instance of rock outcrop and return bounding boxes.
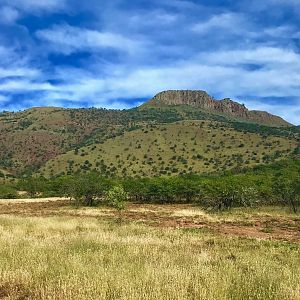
[144,90,291,127]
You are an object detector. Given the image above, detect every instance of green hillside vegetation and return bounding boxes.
[1,99,299,177]
[0,107,128,174]
[3,159,299,212]
[39,119,298,177]
[0,105,206,174]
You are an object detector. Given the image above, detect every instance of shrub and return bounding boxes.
[202,177,258,210]
[272,172,300,213]
[0,185,18,199]
[63,173,109,206]
[106,185,128,221]
[18,177,47,197]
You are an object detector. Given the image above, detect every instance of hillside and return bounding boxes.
[0,90,298,176]
[39,119,298,177]
[0,107,127,175]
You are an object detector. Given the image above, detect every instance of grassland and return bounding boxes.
[40,120,298,177]
[0,199,299,299]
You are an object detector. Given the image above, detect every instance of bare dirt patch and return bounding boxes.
[1,199,300,243]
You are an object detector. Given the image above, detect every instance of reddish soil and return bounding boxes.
[0,199,299,243]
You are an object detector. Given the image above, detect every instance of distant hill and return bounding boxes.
[0,90,298,176]
[0,107,125,175]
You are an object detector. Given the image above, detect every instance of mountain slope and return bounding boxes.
[39,119,298,177]
[0,107,126,174]
[0,90,297,176]
[143,90,291,127]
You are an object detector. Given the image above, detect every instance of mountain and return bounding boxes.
[0,90,298,177]
[143,90,291,127]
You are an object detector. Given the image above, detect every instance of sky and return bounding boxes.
[0,0,299,124]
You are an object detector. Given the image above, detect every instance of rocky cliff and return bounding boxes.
[144,90,291,127]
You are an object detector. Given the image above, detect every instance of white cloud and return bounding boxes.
[0,1,299,125]
[0,80,54,91]
[129,11,178,26]
[0,67,40,79]
[197,47,300,67]
[263,25,298,37]
[0,46,21,65]
[192,13,247,35]
[0,94,10,103]
[1,41,299,124]
[0,46,41,80]
[32,45,300,124]
[36,24,143,55]
[0,0,66,12]
[0,6,19,24]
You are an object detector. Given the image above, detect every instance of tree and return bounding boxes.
[202,176,258,210]
[174,177,201,203]
[0,185,18,199]
[146,178,175,203]
[19,176,46,197]
[64,173,106,206]
[123,178,149,202]
[272,172,300,213]
[202,178,235,210]
[106,185,128,222]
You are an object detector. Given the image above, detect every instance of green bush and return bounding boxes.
[201,177,259,210]
[60,173,113,206]
[106,185,128,211]
[272,171,300,213]
[0,185,18,199]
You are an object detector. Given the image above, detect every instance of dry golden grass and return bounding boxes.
[0,201,300,299]
[0,197,68,203]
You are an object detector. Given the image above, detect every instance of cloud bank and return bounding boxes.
[0,0,299,124]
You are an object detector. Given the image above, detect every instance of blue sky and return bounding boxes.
[0,0,299,124]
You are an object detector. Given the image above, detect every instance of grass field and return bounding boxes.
[0,199,300,299]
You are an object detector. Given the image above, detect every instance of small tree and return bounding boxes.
[202,176,258,211]
[0,185,18,199]
[272,172,300,213]
[65,173,104,206]
[123,178,149,202]
[19,176,46,198]
[174,177,201,203]
[106,185,128,222]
